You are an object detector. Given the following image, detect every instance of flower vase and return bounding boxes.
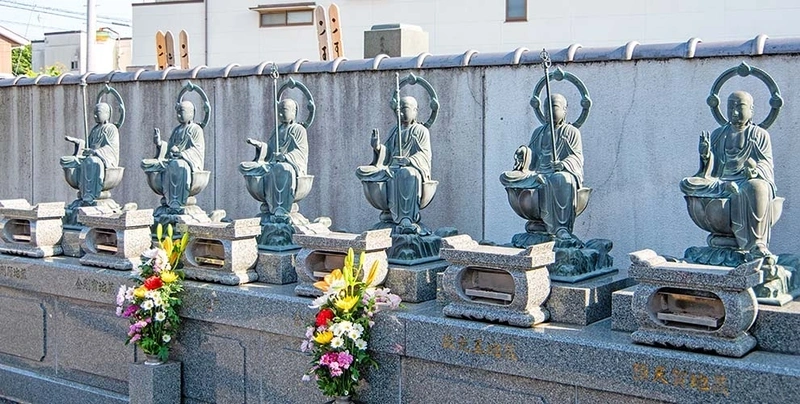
[144,353,164,366]
[333,396,352,404]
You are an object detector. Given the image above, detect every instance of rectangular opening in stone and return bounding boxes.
[93,228,118,254]
[652,288,724,330]
[5,219,31,243]
[309,252,346,279]
[190,239,225,268]
[461,267,515,305]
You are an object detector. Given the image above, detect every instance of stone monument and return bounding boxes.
[178,218,261,285]
[77,206,154,271]
[141,81,223,227]
[240,71,322,284]
[679,62,799,305]
[440,236,554,327]
[500,51,614,283]
[0,199,64,257]
[60,83,126,256]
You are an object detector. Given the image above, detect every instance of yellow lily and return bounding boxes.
[334,295,359,312]
[313,269,344,292]
[363,260,379,286]
[156,223,163,242]
[313,330,333,344]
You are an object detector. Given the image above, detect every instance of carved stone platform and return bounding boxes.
[293,228,391,297]
[628,249,763,358]
[77,207,153,271]
[440,236,554,327]
[0,199,64,258]
[546,269,634,325]
[61,228,84,257]
[179,218,261,285]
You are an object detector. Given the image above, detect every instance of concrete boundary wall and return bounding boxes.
[2,36,800,265]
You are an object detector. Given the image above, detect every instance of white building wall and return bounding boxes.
[131,1,206,69]
[32,32,131,74]
[131,0,800,67]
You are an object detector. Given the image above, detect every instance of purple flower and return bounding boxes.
[328,362,342,377]
[337,351,354,369]
[129,334,141,343]
[122,304,139,318]
[300,340,312,352]
[319,351,337,366]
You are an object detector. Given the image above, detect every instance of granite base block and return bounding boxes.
[182,268,258,286]
[750,299,800,355]
[255,250,297,284]
[0,363,127,404]
[384,260,448,303]
[79,254,139,271]
[632,328,757,358]
[611,286,638,332]
[0,245,62,258]
[546,270,635,326]
[129,361,181,404]
[61,228,84,257]
[443,302,547,327]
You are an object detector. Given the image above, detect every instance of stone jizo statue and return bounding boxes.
[501,93,584,241]
[357,96,434,234]
[141,81,215,225]
[680,91,777,260]
[60,84,126,227]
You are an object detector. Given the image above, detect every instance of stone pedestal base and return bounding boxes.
[61,228,84,257]
[129,360,181,404]
[0,199,64,258]
[77,207,153,271]
[180,218,261,285]
[256,249,297,284]
[628,249,762,358]
[512,231,615,283]
[546,269,634,325]
[440,236,554,327]
[294,229,392,297]
[385,260,449,303]
[363,23,429,58]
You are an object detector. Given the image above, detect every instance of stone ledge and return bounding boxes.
[0,363,127,404]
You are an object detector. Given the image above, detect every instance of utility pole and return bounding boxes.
[85,0,96,73]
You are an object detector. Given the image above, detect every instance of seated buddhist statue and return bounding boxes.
[61,102,123,226]
[240,99,314,248]
[356,96,436,235]
[680,91,779,262]
[141,100,211,224]
[501,94,588,245]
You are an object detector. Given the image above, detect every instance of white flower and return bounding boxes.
[141,300,154,310]
[124,287,135,300]
[152,296,163,307]
[300,340,312,352]
[142,248,160,259]
[329,279,347,293]
[347,329,362,341]
[355,339,367,350]
[162,334,171,343]
[308,295,329,309]
[115,306,123,316]
[155,312,166,322]
[330,337,344,349]
[353,323,364,334]
[305,326,315,339]
[301,374,311,382]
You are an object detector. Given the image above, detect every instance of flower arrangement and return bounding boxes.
[116,224,189,362]
[301,248,401,399]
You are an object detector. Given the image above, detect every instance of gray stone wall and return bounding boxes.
[3,38,800,267]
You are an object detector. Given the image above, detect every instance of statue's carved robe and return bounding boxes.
[357,121,432,224]
[240,122,308,216]
[680,123,775,250]
[60,122,119,203]
[501,123,584,235]
[142,122,204,209]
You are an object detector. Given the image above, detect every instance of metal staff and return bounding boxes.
[81,78,89,143]
[271,64,280,158]
[395,72,402,159]
[541,49,557,165]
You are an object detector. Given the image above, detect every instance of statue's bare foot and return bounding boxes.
[555,228,572,240]
[750,244,777,266]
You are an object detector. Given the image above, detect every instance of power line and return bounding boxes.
[0,0,131,23]
[0,0,131,26]
[0,18,73,32]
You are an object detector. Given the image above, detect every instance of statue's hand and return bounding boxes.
[699,131,711,159]
[512,146,527,171]
[82,148,95,157]
[65,136,80,144]
[370,129,380,151]
[170,145,180,158]
[393,156,410,166]
[534,174,546,185]
[153,128,162,145]
[246,137,259,147]
[553,161,565,171]
[274,153,286,162]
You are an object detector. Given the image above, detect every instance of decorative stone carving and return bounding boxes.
[679,62,799,305]
[61,83,126,229]
[141,81,224,228]
[293,228,391,297]
[500,52,613,283]
[77,206,153,271]
[179,218,261,285]
[0,199,64,258]
[356,73,448,265]
[628,249,762,358]
[441,236,554,327]
[240,72,316,251]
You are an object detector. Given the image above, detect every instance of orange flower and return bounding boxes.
[313,269,344,293]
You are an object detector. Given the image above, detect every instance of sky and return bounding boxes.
[0,0,133,41]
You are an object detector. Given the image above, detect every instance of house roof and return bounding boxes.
[0,25,29,46]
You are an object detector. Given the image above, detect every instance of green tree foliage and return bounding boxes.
[11,44,64,77]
